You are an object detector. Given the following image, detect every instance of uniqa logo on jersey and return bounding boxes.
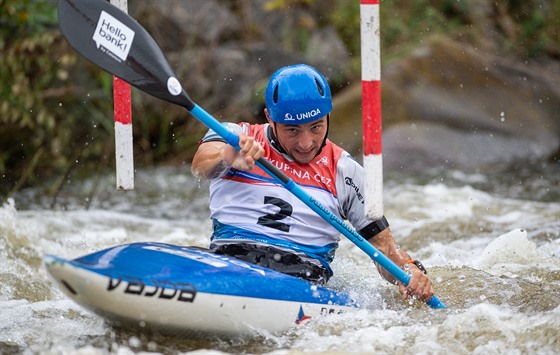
[284,108,322,121]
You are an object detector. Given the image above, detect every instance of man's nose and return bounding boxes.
[297,130,314,150]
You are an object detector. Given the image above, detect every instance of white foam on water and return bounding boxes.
[383,183,559,267]
[470,229,560,283]
[1,169,559,354]
[0,298,106,353]
[437,303,560,354]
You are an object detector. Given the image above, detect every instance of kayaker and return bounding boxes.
[192,64,435,303]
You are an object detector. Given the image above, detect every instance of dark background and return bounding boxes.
[1,0,558,199]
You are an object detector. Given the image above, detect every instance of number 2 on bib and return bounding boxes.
[257,196,292,232]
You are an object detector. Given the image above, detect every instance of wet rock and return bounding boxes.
[127,1,558,172]
[131,0,348,121]
[332,37,560,172]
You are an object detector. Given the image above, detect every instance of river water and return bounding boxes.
[1,162,559,354]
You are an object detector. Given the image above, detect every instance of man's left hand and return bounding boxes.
[398,268,434,302]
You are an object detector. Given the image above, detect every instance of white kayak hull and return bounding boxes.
[44,242,357,336]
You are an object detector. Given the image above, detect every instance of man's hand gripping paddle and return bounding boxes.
[58,0,446,309]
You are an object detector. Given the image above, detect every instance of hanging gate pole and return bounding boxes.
[111,0,134,190]
[360,0,383,219]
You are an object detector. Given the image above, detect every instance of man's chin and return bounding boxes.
[292,153,315,164]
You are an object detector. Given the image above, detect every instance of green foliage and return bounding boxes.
[1,0,557,198]
[263,0,314,11]
[0,0,57,35]
[0,0,115,197]
[329,0,468,64]
[328,0,558,64]
[508,0,559,57]
[261,0,319,53]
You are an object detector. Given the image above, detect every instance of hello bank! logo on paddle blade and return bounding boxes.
[93,11,135,62]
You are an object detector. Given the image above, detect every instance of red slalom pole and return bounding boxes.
[360,0,383,219]
[111,0,134,190]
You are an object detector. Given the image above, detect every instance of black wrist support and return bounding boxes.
[359,216,389,240]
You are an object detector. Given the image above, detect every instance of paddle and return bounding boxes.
[58,0,446,309]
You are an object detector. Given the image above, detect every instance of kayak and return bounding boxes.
[44,242,358,336]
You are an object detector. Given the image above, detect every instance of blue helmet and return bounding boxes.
[265,64,332,124]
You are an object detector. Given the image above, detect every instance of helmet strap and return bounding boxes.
[267,123,288,155]
[317,114,330,155]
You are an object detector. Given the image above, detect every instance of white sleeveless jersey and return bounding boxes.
[202,123,370,249]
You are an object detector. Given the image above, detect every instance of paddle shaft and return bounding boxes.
[58,0,445,309]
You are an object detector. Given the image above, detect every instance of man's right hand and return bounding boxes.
[222,133,264,171]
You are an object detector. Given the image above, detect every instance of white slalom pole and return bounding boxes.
[111,0,134,190]
[360,0,383,220]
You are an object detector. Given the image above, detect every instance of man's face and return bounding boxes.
[267,113,328,164]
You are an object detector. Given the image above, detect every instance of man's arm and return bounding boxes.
[369,227,435,302]
[191,141,230,179]
[191,133,264,179]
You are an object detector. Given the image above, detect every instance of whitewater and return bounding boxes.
[1,164,558,354]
